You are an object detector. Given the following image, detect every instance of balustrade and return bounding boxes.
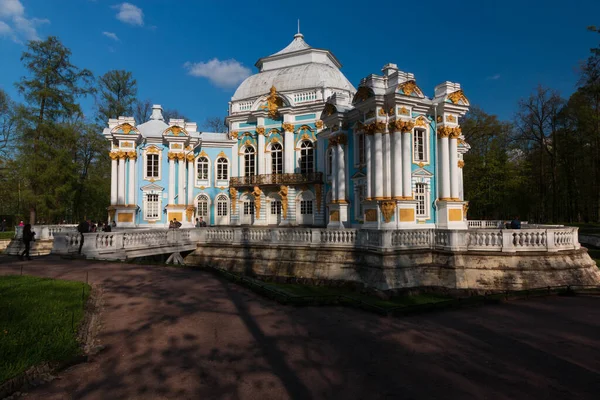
[467,230,503,251]
[230,172,323,188]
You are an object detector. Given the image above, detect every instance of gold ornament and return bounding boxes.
[251,186,262,216]
[231,131,239,139]
[378,108,387,116]
[109,152,119,160]
[448,90,468,105]
[458,160,465,168]
[415,116,428,127]
[315,120,324,129]
[446,114,457,123]
[380,202,396,223]
[278,185,289,219]
[399,106,409,116]
[267,86,283,119]
[186,153,195,162]
[282,122,294,132]
[398,80,422,96]
[256,126,265,135]
[230,188,238,214]
[330,210,340,222]
[365,209,377,222]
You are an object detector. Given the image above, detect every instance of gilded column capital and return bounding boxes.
[176,152,185,161]
[315,120,324,129]
[282,122,294,132]
[437,127,451,139]
[117,150,127,160]
[186,153,195,162]
[449,126,462,139]
[374,121,387,134]
[230,131,239,139]
[390,120,415,133]
[458,160,465,168]
[256,126,265,135]
[127,151,137,160]
[167,152,177,160]
[109,152,119,160]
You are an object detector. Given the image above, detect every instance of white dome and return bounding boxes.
[232,63,355,101]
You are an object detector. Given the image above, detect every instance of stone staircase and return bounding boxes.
[3,239,55,257]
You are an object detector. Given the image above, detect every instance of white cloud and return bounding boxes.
[0,0,48,43]
[0,0,24,18]
[486,74,501,81]
[102,31,119,41]
[184,59,251,89]
[113,3,143,26]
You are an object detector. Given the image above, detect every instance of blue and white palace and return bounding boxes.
[103,33,471,229]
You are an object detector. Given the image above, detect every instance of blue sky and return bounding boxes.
[1,0,599,126]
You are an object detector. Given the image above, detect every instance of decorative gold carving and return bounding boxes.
[365,209,377,222]
[168,152,177,160]
[186,206,195,222]
[415,116,428,127]
[398,80,422,96]
[171,143,183,149]
[330,210,340,222]
[391,120,415,133]
[336,134,347,146]
[418,162,424,168]
[146,146,160,154]
[437,115,443,123]
[458,160,465,168]
[449,126,462,138]
[121,141,133,148]
[301,133,310,141]
[251,186,262,217]
[447,90,468,105]
[185,145,193,151]
[389,107,395,116]
[121,123,133,134]
[438,126,462,139]
[446,114,457,123]
[199,186,206,190]
[315,184,322,211]
[282,122,294,132]
[399,106,409,116]
[380,201,396,223]
[230,188,238,214]
[315,120,324,129]
[462,202,469,219]
[186,153,195,162]
[109,152,119,160]
[437,127,450,138]
[458,138,466,145]
[378,108,387,116]
[278,185,288,219]
[127,151,137,160]
[176,152,185,160]
[199,150,208,157]
[244,139,252,147]
[231,131,239,139]
[117,150,127,160]
[256,126,265,135]
[108,209,116,222]
[375,121,387,133]
[267,86,283,119]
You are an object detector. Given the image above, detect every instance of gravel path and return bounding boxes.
[1,255,599,400]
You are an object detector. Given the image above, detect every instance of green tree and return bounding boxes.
[96,70,137,123]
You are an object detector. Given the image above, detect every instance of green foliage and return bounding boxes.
[0,232,14,240]
[0,275,90,383]
[96,70,137,123]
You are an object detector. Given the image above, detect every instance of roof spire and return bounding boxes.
[295,19,303,39]
[297,19,300,34]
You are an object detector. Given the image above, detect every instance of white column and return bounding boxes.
[110,157,118,205]
[337,143,346,202]
[168,157,175,205]
[365,133,372,200]
[374,132,384,199]
[187,157,194,205]
[178,158,185,205]
[284,130,294,173]
[127,156,136,205]
[402,131,412,198]
[449,136,459,200]
[383,133,391,198]
[117,156,125,205]
[331,143,338,201]
[392,131,403,199]
[459,162,464,200]
[440,135,450,200]
[257,133,266,175]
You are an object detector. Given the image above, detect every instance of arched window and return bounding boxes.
[197,194,209,217]
[197,157,209,180]
[327,148,333,176]
[216,194,228,216]
[244,147,255,176]
[271,143,283,175]
[216,157,228,180]
[299,141,314,174]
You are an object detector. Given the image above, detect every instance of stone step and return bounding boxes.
[3,239,55,256]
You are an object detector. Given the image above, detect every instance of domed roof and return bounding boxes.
[231,33,356,102]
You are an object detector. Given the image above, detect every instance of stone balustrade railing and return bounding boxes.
[14,225,78,240]
[467,220,531,228]
[52,226,581,260]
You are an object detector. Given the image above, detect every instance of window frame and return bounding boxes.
[216,194,229,217]
[299,140,314,174]
[196,194,210,218]
[197,156,210,181]
[244,146,256,177]
[143,147,162,181]
[414,181,430,219]
[271,142,283,175]
[412,128,429,164]
[215,157,229,180]
[143,192,161,221]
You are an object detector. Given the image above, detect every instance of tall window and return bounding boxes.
[413,129,427,162]
[145,193,159,219]
[244,147,255,176]
[216,194,228,216]
[415,183,427,217]
[146,154,159,178]
[244,201,254,215]
[271,143,283,174]
[197,194,209,217]
[357,133,365,165]
[197,157,209,180]
[216,157,228,180]
[299,141,314,174]
[300,200,313,215]
[327,148,333,176]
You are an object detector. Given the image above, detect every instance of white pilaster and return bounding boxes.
[402,132,412,198]
[439,136,450,199]
[178,158,185,205]
[284,130,294,173]
[337,143,346,202]
[449,136,459,200]
[110,157,118,205]
[127,156,136,205]
[374,132,383,199]
[187,158,194,205]
[392,131,403,199]
[365,134,372,200]
[383,133,391,198]
[257,132,266,175]
[331,143,338,202]
[117,157,125,205]
[168,158,175,205]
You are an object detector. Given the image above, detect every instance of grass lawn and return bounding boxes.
[266,281,450,310]
[0,231,14,240]
[0,275,90,384]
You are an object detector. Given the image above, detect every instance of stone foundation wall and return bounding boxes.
[184,244,600,291]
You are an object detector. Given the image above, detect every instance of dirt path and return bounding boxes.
[1,255,599,400]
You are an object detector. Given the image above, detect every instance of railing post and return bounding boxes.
[573,227,581,250]
[546,229,558,252]
[233,228,243,244]
[311,228,321,245]
[380,230,392,251]
[501,230,516,253]
[447,230,468,251]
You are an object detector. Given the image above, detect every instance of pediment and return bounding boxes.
[140,183,164,191]
[351,171,366,180]
[413,167,433,177]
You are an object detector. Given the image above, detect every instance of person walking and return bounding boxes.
[0,219,6,232]
[77,219,90,255]
[19,224,35,261]
[198,217,207,227]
